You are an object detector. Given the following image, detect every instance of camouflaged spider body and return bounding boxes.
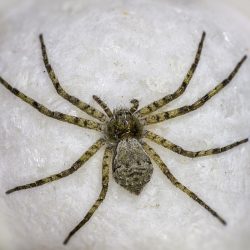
[1,32,248,245]
[105,109,153,195]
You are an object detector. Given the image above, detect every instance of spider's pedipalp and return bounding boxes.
[39,34,107,122]
[6,139,105,194]
[0,76,103,131]
[93,95,113,118]
[130,99,139,113]
[144,130,248,158]
[63,146,112,245]
[136,31,206,118]
[142,55,247,125]
[142,141,227,225]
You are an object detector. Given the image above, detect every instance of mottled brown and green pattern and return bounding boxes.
[1,32,248,245]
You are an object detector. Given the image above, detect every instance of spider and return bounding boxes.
[0,31,248,245]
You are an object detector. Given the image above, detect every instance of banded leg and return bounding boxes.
[39,34,106,122]
[92,95,113,118]
[0,76,102,131]
[142,55,247,125]
[136,32,206,117]
[63,146,112,245]
[142,142,226,225]
[6,139,105,194]
[130,99,139,113]
[144,130,248,158]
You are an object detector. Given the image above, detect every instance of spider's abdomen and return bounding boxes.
[112,138,153,195]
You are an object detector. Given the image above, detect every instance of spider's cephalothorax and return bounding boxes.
[1,32,248,245]
[105,108,143,142]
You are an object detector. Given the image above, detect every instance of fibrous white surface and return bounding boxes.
[0,0,249,250]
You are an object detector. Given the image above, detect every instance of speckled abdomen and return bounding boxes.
[112,138,153,195]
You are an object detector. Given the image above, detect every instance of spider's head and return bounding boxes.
[104,108,143,142]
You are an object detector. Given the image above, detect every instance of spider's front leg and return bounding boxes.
[6,139,105,194]
[142,142,226,225]
[144,130,248,158]
[0,76,103,131]
[142,55,247,125]
[40,34,107,122]
[130,99,139,113]
[63,146,112,245]
[136,31,206,117]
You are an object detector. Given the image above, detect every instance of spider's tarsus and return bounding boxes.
[63,238,69,245]
[236,138,248,146]
[237,55,247,68]
[39,33,43,41]
[220,218,227,226]
[5,189,15,195]
[216,213,227,225]
[240,55,247,63]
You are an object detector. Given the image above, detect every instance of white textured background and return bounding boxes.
[0,0,249,250]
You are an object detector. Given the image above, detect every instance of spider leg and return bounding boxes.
[142,141,226,225]
[136,31,206,117]
[142,55,247,125]
[92,95,113,118]
[39,34,106,122]
[63,146,112,245]
[130,99,139,113]
[6,139,105,194]
[144,130,248,158]
[0,76,103,131]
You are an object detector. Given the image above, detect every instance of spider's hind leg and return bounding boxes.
[142,142,226,225]
[144,130,248,158]
[63,146,112,245]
